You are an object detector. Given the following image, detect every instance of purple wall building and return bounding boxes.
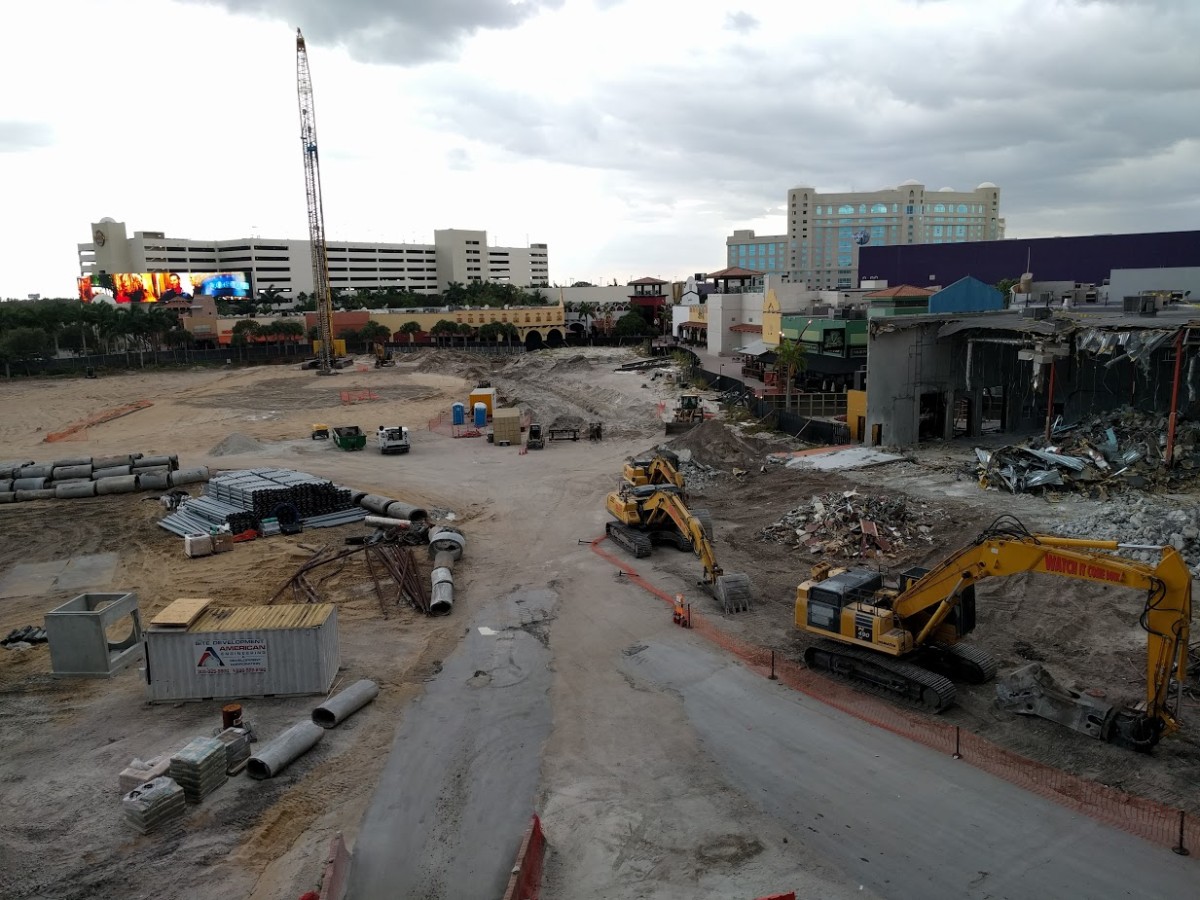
[859,230,1200,287]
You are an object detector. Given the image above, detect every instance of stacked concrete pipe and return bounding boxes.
[0,454,205,503]
[427,525,466,616]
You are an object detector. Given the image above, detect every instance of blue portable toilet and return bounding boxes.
[473,402,488,428]
[452,402,465,426]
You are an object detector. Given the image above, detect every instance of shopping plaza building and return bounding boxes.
[727,181,1005,290]
[78,219,549,297]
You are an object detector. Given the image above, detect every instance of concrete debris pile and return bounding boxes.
[759,490,941,560]
[2,625,48,650]
[1060,498,1200,571]
[977,407,1200,495]
[0,454,204,503]
[667,418,770,469]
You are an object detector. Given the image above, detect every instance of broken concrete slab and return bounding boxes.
[782,447,905,471]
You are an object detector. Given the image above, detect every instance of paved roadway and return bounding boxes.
[346,588,556,899]
[621,639,1198,900]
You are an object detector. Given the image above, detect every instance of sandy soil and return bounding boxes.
[0,348,1197,899]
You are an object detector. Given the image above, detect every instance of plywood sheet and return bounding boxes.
[152,597,214,627]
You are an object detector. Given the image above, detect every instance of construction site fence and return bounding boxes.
[8,343,311,376]
[589,537,1200,858]
[691,366,853,446]
[501,814,546,900]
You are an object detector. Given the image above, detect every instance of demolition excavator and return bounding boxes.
[795,515,1191,751]
[606,484,752,613]
[623,450,686,492]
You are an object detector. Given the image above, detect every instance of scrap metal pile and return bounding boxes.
[158,468,365,536]
[758,490,941,560]
[976,407,1200,495]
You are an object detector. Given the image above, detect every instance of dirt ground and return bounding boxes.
[0,347,1198,899]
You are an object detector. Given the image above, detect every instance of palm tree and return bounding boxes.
[444,282,467,305]
[430,319,458,347]
[773,338,808,411]
[359,320,392,353]
[399,321,422,344]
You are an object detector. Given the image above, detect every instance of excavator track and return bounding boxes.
[804,640,957,712]
[714,573,752,613]
[605,522,653,558]
[933,642,998,684]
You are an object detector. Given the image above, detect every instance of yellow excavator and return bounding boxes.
[623,449,686,492]
[795,515,1191,751]
[606,484,752,613]
[373,342,395,368]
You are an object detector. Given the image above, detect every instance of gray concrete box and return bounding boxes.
[44,592,144,676]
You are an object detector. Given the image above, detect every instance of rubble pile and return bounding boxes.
[1060,498,1200,573]
[758,490,942,560]
[976,407,1200,495]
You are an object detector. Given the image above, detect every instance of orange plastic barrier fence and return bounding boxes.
[502,813,546,900]
[590,536,1200,857]
[43,400,153,442]
[339,390,378,404]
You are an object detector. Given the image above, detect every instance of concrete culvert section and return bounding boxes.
[246,721,324,779]
[312,679,380,728]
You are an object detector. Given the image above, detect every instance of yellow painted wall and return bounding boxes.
[220,303,567,341]
[762,289,782,347]
[846,390,867,441]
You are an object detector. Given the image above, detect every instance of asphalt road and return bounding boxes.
[621,639,1198,900]
[346,588,556,900]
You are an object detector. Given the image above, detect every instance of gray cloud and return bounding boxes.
[724,11,758,33]
[419,0,1200,246]
[0,121,53,153]
[184,0,563,64]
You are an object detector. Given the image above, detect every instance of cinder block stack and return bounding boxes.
[169,737,229,803]
[121,776,186,834]
[216,727,252,774]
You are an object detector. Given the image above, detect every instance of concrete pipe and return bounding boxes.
[358,494,396,516]
[92,465,132,479]
[133,465,171,477]
[17,464,52,479]
[431,566,453,587]
[349,490,369,505]
[52,464,94,481]
[433,550,457,570]
[427,526,466,561]
[0,479,11,493]
[430,581,454,615]
[15,489,55,501]
[364,515,412,529]
[138,473,171,491]
[52,457,92,468]
[53,478,93,487]
[55,481,98,499]
[385,501,428,523]
[169,468,210,487]
[312,679,380,729]
[136,455,174,469]
[247,721,324,779]
[95,475,139,495]
[0,462,32,479]
[12,477,46,491]
[0,492,15,504]
[92,454,133,470]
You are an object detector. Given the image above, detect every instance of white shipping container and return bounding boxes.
[144,604,338,703]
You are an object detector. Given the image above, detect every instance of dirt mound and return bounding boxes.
[664,419,771,468]
[410,350,496,383]
[210,432,267,456]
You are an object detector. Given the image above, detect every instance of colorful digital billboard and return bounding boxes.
[78,271,253,303]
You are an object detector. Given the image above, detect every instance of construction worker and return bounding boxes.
[672,593,687,627]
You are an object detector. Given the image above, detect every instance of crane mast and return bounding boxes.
[296,29,336,375]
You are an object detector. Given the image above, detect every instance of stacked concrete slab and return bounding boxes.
[121,776,186,835]
[0,455,206,503]
[169,737,228,803]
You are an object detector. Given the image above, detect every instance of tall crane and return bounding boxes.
[296,29,336,376]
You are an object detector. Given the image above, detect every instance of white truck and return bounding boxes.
[377,425,411,455]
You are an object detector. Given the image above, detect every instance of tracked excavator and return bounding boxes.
[623,450,686,492]
[606,484,752,613]
[795,515,1191,751]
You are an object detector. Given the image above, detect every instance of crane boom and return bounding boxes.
[296,29,335,376]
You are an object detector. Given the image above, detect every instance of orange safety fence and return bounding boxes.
[43,400,153,442]
[589,536,1200,857]
[340,390,378,405]
[501,813,546,900]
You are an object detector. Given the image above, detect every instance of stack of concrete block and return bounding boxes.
[215,727,251,774]
[118,755,172,795]
[121,776,186,835]
[169,737,228,803]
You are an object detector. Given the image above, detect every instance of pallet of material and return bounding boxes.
[151,598,214,628]
[491,408,523,446]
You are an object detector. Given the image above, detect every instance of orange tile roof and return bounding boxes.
[864,284,935,299]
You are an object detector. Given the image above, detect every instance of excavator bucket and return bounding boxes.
[714,573,752,614]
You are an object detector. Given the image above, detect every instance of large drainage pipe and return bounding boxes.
[12,477,46,491]
[138,473,171,491]
[427,528,466,616]
[136,455,178,470]
[169,467,210,487]
[312,680,380,729]
[16,464,52,479]
[92,454,134,470]
[358,494,395,516]
[55,482,98,499]
[428,526,466,561]
[246,721,324,780]
[0,492,15,504]
[52,464,93,481]
[385,501,428,523]
[96,475,139,495]
[364,515,413,530]
[15,489,55,501]
[92,465,132,479]
[0,479,11,493]
[51,457,92,467]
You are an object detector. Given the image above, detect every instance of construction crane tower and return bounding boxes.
[296,28,336,376]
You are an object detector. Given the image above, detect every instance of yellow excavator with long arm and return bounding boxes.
[796,515,1191,751]
[623,450,686,491]
[606,484,752,613]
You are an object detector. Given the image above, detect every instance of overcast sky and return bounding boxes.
[1,0,1196,298]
